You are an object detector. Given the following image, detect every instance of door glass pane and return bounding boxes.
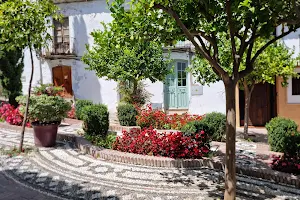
[183,79,186,86]
[178,70,182,79]
[178,79,182,86]
[177,62,182,71]
[182,63,186,71]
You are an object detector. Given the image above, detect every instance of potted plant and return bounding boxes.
[17,94,71,147]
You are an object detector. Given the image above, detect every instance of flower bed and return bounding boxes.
[112,128,210,159]
[136,104,203,130]
[270,154,300,175]
[0,103,30,127]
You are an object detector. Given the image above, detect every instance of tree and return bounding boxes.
[82,22,171,105]
[190,39,298,136]
[0,49,24,107]
[0,0,60,151]
[108,0,300,199]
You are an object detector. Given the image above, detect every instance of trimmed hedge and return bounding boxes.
[81,104,109,138]
[75,99,93,120]
[181,112,226,141]
[117,103,137,126]
[266,117,300,155]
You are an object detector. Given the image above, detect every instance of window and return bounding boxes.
[287,68,300,103]
[292,73,300,95]
[53,17,70,54]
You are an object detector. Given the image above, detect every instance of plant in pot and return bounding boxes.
[17,94,71,147]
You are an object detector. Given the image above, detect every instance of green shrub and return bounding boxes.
[181,112,226,141]
[266,117,300,155]
[117,103,138,126]
[17,95,71,123]
[202,112,226,141]
[75,99,93,120]
[81,104,109,138]
[85,132,117,149]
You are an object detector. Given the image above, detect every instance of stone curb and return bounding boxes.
[1,122,299,188]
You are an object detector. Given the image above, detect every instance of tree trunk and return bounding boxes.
[243,80,255,136]
[19,44,34,151]
[224,80,237,200]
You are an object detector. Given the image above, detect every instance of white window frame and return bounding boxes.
[287,68,300,104]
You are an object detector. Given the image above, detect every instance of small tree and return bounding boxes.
[0,0,60,151]
[0,49,24,107]
[108,0,300,199]
[190,39,298,135]
[82,22,171,106]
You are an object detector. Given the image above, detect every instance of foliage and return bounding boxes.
[82,20,171,86]
[32,84,64,96]
[0,49,24,107]
[266,117,300,155]
[85,132,117,149]
[0,103,24,126]
[136,104,203,129]
[189,39,298,87]
[181,112,226,142]
[0,0,60,53]
[17,95,71,124]
[118,81,152,106]
[203,112,226,141]
[75,99,93,120]
[112,128,210,159]
[117,103,138,126]
[270,154,300,175]
[81,104,109,138]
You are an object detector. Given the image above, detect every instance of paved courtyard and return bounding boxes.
[0,129,300,200]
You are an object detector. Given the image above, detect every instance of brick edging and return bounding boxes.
[1,122,299,188]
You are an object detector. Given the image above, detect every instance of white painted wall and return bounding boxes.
[22,0,226,117]
[278,27,300,58]
[22,0,119,114]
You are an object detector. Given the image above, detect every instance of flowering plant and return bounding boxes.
[0,103,30,127]
[112,127,210,159]
[136,104,203,130]
[270,154,300,175]
[32,83,64,96]
[67,103,76,119]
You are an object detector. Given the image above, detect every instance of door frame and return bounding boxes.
[164,60,189,110]
[52,65,73,97]
[238,83,277,127]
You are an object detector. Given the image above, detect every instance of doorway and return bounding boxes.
[52,66,73,98]
[164,61,189,109]
[239,83,277,126]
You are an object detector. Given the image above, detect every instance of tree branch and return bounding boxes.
[251,29,295,64]
[153,3,226,77]
[226,0,238,79]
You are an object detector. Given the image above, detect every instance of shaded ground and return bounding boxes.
[0,171,57,200]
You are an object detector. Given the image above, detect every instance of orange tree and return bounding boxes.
[108,0,300,199]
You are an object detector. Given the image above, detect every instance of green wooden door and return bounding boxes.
[165,61,188,109]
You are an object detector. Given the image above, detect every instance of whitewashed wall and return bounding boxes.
[22,0,226,117]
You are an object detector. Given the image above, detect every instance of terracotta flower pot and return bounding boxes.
[31,121,60,147]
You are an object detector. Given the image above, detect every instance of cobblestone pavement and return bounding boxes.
[0,129,300,200]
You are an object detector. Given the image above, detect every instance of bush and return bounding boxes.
[17,95,71,124]
[266,117,300,155]
[270,154,300,175]
[75,99,93,120]
[0,103,24,126]
[117,103,138,126]
[136,104,203,129]
[181,112,226,141]
[85,132,117,149]
[81,104,109,138]
[32,83,64,96]
[112,128,210,159]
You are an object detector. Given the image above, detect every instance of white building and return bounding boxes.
[21,0,227,121]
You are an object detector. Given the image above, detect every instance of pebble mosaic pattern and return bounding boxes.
[0,129,300,200]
